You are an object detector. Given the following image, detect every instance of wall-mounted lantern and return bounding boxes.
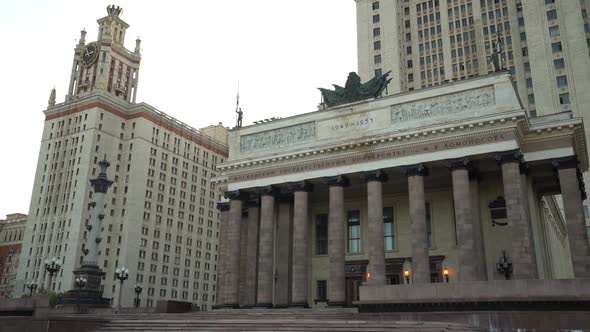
[496,250,513,280]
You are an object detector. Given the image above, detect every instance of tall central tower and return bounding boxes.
[67,5,141,103]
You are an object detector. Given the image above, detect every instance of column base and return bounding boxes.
[214,303,240,309]
[289,303,310,308]
[254,303,274,308]
[273,304,290,309]
[239,305,255,309]
[327,301,345,307]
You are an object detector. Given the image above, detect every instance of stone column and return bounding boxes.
[402,164,430,284]
[495,150,537,280]
[223,190,248,307]
[289,181,313,307]
[256,186,277,307]
[215,202,230,307]
[238,210,249,307]
[244,200,260,307]
[468,170,487,280]
[553,157,590,278]
[326,175,349,306]
[519,163,538,276]
[445,158,479,281]
[364,170,388,285]
[275,196,293,307]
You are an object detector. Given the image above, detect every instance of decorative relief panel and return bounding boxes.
[390,87,495,128]
[240,122,316,153]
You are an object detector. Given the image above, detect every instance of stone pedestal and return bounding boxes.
[327,176,348,306]
[403,164,430,284]
[57,264,110,307]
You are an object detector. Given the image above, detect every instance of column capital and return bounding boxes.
[494,149,523,165]
[277,193,294,204]
[288,181,314,193]
[444,157,472,171]
[325,175,350,187]
[402,163,429,177]
[257,185,279,197]
[552,156,579,170]
[245,200,259,208]
[519,162,530,175]
[364,170,388,183]
[224,190,249,201]
[216,202,230,212]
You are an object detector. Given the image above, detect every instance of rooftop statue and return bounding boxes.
[319,71,392,108]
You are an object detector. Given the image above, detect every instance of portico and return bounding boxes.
[215,73,590,309]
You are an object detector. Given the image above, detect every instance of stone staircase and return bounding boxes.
[92,308,482,331]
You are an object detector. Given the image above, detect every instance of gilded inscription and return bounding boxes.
[240,122,316,153]
[391,87,495,124]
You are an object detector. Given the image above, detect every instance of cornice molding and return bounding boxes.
[224,190,249,201]
[288,181,314,193]
[494,149,523,165]
[325,175,350,187]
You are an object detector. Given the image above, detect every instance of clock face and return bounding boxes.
[82,43,99,66]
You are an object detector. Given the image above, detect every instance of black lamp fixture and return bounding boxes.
[496,250,513,280]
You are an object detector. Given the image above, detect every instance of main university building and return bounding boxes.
[15,8,228,309]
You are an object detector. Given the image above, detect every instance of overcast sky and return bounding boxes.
[0,1,358,219]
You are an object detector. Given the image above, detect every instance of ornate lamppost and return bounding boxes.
[403,270,411,284]
[26,281,38,296]
[44,257,62,292]
[115,267,129,310]
[134,284,143,308]
[75,277,87,311]
[58,156,113,308]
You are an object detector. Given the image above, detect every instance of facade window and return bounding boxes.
[374,69,383,77]
[545,0,555,3]
[526,78,533,88]
[315,214,328,255]
[549,26,560,37]
[373,14,380,24]
[524,62,531,72]
[556,75,568,87]
[347,210,361,254]
[559,93,570,104]
[554,58,565,69]
[546,9,557,20]
[528,94,535,104]
[374,40,381,50]
[374,55,382,64]
[372,1,379,10]
[373,28,380,37]
[383,207,394,251]
[520,32,526,41]
[551,41,562,53]
[316,280,327,301]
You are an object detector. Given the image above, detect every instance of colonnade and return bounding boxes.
[216,151,590,308]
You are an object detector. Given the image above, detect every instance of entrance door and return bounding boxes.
[345,277,362,307]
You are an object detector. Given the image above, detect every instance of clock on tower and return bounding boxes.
[66,5,142,103]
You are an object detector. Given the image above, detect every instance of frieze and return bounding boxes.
[390,87,495,126]
[240,122,316,153]
[229,130,516,183]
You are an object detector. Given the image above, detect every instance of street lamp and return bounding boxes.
[443,268,450,283]
[75,277,87,312]
[403,269,411,284]
[44,257,62,292]
[115,267,129,310]
[134,284,143,308]
[26,281,38,296]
